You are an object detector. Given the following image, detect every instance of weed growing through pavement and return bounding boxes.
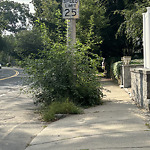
[41,100,83,122]
[145,123,150,129]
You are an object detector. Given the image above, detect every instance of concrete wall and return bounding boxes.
[121,65,143,88]
[131,68,150,111]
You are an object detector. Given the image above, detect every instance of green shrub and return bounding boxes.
[22,21,103,107]
[105,57,121,78]
[111,59,143,81]
[23,41,103,107]
[112,61,122,80]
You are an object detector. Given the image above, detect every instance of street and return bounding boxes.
[0,67,44,150]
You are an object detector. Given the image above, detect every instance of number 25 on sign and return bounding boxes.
[62,0,79,19]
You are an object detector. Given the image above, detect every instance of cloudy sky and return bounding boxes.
[10,0,34,13]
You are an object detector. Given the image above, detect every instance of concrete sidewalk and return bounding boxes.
[25,78,150,150]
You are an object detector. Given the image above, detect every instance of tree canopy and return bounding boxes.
[0,0,31,33]
[14,29,44,59]
[0,0,149,63]
[0,0,32,63]
[116,0,150,56]
[30,0,149,58]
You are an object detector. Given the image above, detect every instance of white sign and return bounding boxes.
[62,0,79,19]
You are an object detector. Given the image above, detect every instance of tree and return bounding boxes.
[99,0,126,58]
[0,15,7,34]
[0,0,31,33]
[116,0,150,56]
[76,0,109,56]
[0,12,7,51]
[14,29,44,59]
[0,36,5,51]
[0,0,35,63]
[32,0,66,43]
[0,35,15,64]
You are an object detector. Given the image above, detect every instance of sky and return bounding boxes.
[10,0,34,13]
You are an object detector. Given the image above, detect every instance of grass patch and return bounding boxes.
[42,100,83,122]
[145,123,150,129]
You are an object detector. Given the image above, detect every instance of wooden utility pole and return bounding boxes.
[67,19,76,46]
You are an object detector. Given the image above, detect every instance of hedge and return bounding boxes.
[111,59,143,82]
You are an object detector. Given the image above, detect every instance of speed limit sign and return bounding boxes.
[62,0,79,19]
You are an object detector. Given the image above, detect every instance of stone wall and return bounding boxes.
[131,68,150,111]
[121,65,143,88]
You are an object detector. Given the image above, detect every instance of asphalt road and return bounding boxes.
[0,67,44,150]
